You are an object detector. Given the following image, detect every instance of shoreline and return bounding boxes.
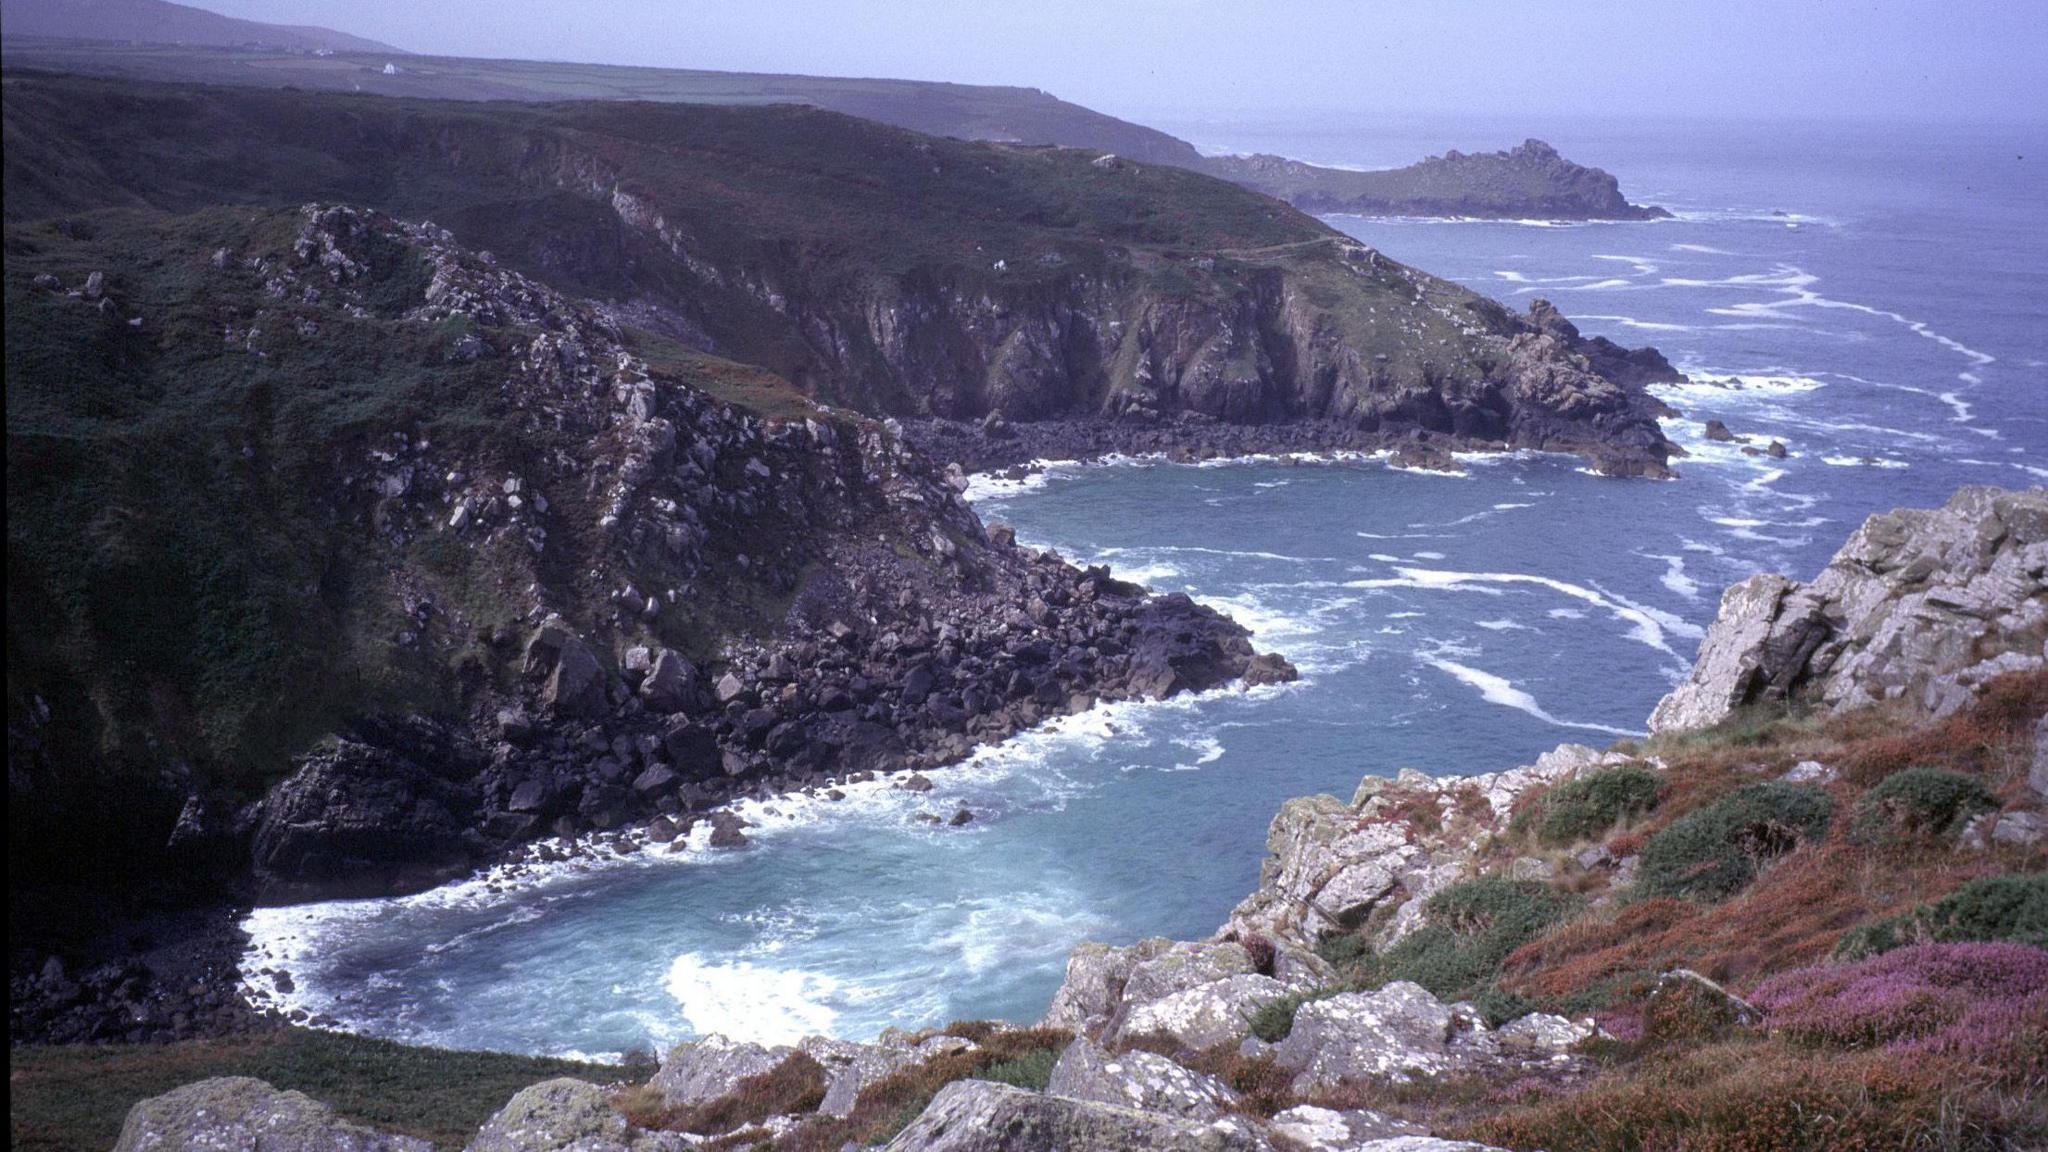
[905,417,1675,482]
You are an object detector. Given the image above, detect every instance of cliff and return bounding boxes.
[6,200,1280,924]
[1651,486,2047,732]
[1203,138,1669,221]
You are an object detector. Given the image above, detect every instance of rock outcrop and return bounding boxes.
[1651,487,2047,732]
[1225,747,1631,952]
[881,1079,1266,1152]
[466,1078,686,1152]
[115,1077,430,1152]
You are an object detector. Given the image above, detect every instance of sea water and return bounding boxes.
[241,115,2046,1060]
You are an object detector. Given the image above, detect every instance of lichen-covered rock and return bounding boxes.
[1225,746,1622,951]
[881,1079,1264,1151]
[801,1036,919,1118]
[1117,940,1257,1007]
[1108,972,1292,1050]
[465,1078,682,1152]
[114,1077,430,1152]
[1047,1036,1239,1120]
[1651,487,2047,732]
[1270,982,1483,1092]
[1492,1011,1595,1055]
[1265,1105,1428,1150]
[652,1034,792,1109]
[1041,938,1173,1031]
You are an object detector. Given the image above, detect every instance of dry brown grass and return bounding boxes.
[1461,1039,2041,1152]
[1501,670,2046,1005]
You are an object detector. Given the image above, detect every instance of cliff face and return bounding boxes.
[1203,139,1669,221]
[0,73,1680,476]
[1651,487,2048,733]
[6,202,1273,906]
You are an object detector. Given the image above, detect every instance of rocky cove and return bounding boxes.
[5,74,1702,1056]
[95,489,2048,1149]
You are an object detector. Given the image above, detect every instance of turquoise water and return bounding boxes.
[240,116,2046,1060]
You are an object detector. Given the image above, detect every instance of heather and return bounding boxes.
[1751,942,2048,1068]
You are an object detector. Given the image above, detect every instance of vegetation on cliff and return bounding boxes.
[3,72,1677,472]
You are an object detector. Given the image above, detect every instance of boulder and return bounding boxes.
[1108,973,1291,1050]
[1492,1012,1594,1055]
[1244,652,1301,686]
[1042,938,1172,1031]
[524,618,607,719]
[801,1036,918,1118]
[1265,1105,1429,1150]
[115,1077,430,1152]
[881,1079,1263,1151]
[652,1035,791,1109]
[465,1078,682,1152]
[1271,982,1475,1091]
[251,722,480,900]
[1117,941,1257,1008]
[640,649,699,713]
[1046,1036,1238,1120]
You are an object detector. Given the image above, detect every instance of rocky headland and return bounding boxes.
[1202,139,1670,222]
[68,491,2046,1150]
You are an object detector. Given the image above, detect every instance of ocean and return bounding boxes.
[239,114,2046,1060]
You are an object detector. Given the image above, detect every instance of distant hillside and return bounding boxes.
[0,0,400,55]
[1,72,1676,471]
[0,37,1664,219]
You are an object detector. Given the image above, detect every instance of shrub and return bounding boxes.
[1638,782,1833,902]
[1851,767,1997,842]
[1836,873,2048,959]
[1238,931,1277,976]
[1248,987,1343,1042]
[1751,942,2048,1066]
[1517,763,1663,846]
[978,1048,1058,1092]
[1376,876,1579,1003]
[1314,931,1374,972]
[1470,987,1535,1029]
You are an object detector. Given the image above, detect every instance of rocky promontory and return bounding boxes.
[1651,486,2047,732]
[1203,139,1670,221]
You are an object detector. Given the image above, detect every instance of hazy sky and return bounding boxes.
[200,0,2046,123]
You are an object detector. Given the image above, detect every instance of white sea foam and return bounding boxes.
[1574,314,1696,332]
[1822,455,1910,469]
[665,953,844,1045]
[1420,657,1644,737]
[1347,567,1695,657]
[1477,619,1531,631]
[1643,553,1701,599]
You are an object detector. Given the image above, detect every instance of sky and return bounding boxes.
[199,0,2047,124]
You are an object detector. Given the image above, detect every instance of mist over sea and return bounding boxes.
[241,113,2046,1060]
